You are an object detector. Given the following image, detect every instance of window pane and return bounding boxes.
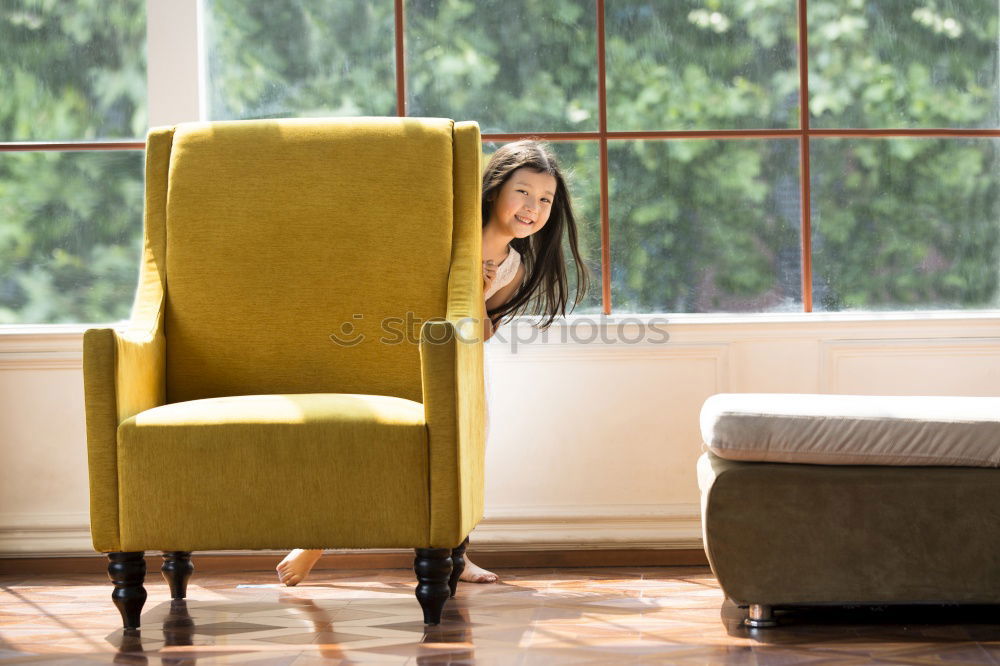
[0,1,146,141]
[408,1,598,133]
[812,138,999,311]
[809,1,1000,129]
[610,139,802,313]
[606,0,799,131]
[0,151,143,324]
[204,0,396,120]
[483,141,602,314]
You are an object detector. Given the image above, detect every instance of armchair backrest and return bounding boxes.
[141,117,480,404]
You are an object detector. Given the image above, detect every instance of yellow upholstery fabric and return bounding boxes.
[83,127,172,552]
[82,117,485,553]
[164,118,454,405]
[117,394,428,550]
[421,122,487,545]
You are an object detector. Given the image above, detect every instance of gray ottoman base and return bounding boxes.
[698,452,1000,616]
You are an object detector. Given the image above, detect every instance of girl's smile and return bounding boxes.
[488,167,557,239]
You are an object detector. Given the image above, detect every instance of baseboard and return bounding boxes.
[0,504,704,557]
[0,548,708,575]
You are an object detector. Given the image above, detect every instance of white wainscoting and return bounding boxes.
[821,338,1000,395]
[2,314,999,556]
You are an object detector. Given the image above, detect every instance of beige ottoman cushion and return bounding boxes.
[701,393,1000,467]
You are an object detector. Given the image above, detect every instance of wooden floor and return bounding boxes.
[3,566,1000,664]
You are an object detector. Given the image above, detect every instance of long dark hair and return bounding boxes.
[483,140,590,329]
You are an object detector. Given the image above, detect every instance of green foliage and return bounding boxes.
[603,0,998,312]
[406,0,598,133]
[204,0,396,118]
[610,139,801,312]
[0,0,145,140]
[805,0,999,310]
[813,139,998,310]
[0,0,145,324]
[809,0,998,128]
[606,0,799,131]
[0,150,143,323]
[1,0,998,323]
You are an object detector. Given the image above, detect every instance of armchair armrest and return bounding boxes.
[83,324,165,552]
[82,126,173,552]
[420,318,485,548]
[419,119,485,548]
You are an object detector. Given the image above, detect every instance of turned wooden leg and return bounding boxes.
[161,551,193,600]
[414,548,453,625]
[448,537,468,598]
[108,552,147,630]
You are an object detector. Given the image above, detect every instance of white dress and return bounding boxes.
[483,247,522,444]
[484,246,522,301]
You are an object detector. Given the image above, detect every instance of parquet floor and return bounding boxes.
[3,566,1000,664]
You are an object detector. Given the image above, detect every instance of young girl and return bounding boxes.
[465,139,592,583]
[276,140,590,587]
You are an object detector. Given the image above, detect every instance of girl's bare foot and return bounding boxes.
[459,556,498,584]
[276,549,323,586]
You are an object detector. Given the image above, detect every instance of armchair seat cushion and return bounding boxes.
[701,393,1000,467]
[116,393,430,551]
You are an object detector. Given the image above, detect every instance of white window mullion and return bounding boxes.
[146,0,203,127]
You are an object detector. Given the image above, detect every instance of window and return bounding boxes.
[3,1,998,324]
[203,1,397,120]
[203,0,1000,314]
[0,1,146,324]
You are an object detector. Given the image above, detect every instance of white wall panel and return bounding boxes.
[2,315,999,555]
[485,343,728,510]
[822,338,1000,395]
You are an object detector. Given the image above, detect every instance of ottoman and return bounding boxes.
[697,393,1000,627]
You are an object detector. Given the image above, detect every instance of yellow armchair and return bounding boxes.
[82,117,486,629]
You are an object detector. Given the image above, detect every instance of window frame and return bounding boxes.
[2,0,999,325]
[448,0,1000,314]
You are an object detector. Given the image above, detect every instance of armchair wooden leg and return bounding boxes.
[448,537,468,598]
[414,548,453,625]
[108,552,147,630]
[161,551,193,600]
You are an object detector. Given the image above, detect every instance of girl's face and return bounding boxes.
[488,168,557,239]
